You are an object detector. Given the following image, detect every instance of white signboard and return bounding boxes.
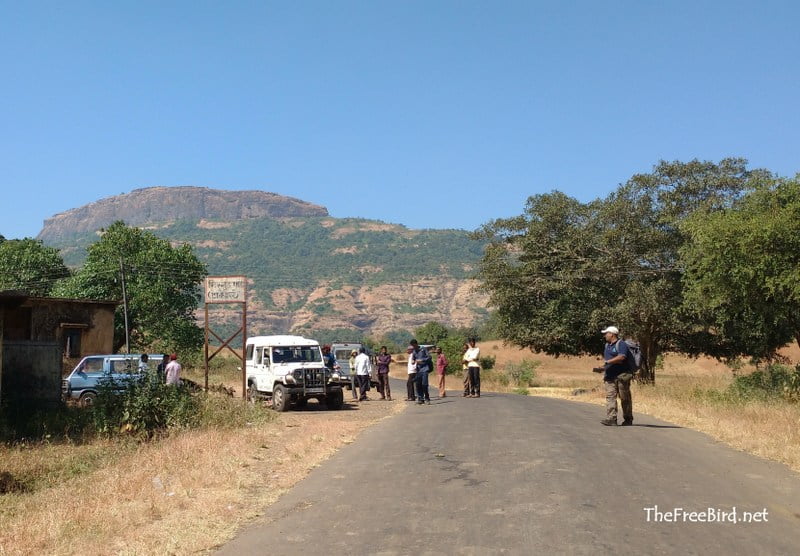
[205,276,247,304]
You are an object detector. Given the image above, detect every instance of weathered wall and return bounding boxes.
[2,341,61,407]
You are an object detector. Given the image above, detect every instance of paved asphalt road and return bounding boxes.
[219,382,800,555]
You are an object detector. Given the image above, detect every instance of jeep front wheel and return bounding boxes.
[272,384,289,412]
[327,389,344,410]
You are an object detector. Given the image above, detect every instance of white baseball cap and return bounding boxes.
[601,326,619,335]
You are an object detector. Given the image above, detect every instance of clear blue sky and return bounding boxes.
[2,1,798,240]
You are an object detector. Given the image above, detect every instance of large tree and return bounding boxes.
[0,238,70,296]
[54,221,207,354]
[475,158,766,382]
[414,321,450,345]
[680,176,800,361]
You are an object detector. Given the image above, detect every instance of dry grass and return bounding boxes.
[0,382,405,555]
[479,340,800,473]
[4,343,800,554]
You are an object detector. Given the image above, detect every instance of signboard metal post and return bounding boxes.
[203,276,247,398]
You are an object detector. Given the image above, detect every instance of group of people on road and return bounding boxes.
[320,338,484,405]
[402,337,482,404]
[135,326,634,426]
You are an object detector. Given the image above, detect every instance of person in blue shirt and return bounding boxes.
[597,326,634,426]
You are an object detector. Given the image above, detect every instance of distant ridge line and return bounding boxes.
[37,186,329,241]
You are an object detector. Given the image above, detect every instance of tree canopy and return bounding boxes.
[681,177,800,361]
[0,238,70,296]
[474,158,772,382]
[54,221,207,355]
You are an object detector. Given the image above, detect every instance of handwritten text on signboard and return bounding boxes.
[205,276,246,303]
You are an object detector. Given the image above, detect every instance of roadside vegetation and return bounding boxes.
[475,158,800,383]
[0,358,404,555]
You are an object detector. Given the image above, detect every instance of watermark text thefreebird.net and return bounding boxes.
[643,506,768,524]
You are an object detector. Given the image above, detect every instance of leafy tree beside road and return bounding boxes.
[54,221,207,355]
[681,177,800,362]
[474,159,771,382]
[0,237,70,296]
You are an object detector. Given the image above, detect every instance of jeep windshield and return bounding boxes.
[271,346,322,364]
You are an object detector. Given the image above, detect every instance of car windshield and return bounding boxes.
[271,346,322,363]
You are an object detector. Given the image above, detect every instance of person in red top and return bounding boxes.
[435,347,448,398]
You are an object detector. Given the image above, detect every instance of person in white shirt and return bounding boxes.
[354,347,372,401]
[165,353,182,386]
[406,346,417,401]
[463,338,481,397]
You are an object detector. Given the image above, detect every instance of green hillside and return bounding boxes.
[50,216,486,308]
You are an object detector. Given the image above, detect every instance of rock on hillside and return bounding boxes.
[248,278,489,337]
[38,186,328,241]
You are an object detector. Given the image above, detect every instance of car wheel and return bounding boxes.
[327,389,344,410]
[272,384,289,412]
[79,391,97,408]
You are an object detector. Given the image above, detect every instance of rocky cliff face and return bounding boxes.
[38,186,489,337]
[246,278,489,337]
[38,186,328,241]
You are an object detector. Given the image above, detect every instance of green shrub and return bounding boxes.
[479,355,496,370]
[91,371,200,437]
[729,364,800,402]
[483,369,509,387]
[505,359,540,387]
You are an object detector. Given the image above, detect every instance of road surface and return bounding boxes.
[219,387,800,555]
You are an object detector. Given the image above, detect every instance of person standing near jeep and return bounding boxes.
[376,346,393,400]
[596,326,633,426]
[354,347,372,401]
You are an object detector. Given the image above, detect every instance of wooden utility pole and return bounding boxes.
[119,257,130,354]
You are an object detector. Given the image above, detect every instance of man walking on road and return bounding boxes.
[595,326,634,426]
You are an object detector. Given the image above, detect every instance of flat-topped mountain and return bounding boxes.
[38,186,328,241]
[39,186,489,338]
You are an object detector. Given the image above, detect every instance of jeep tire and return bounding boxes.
[272,384,289,412]
[327,389,344,410]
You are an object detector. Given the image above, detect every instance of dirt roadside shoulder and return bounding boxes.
[0,396,406,556]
